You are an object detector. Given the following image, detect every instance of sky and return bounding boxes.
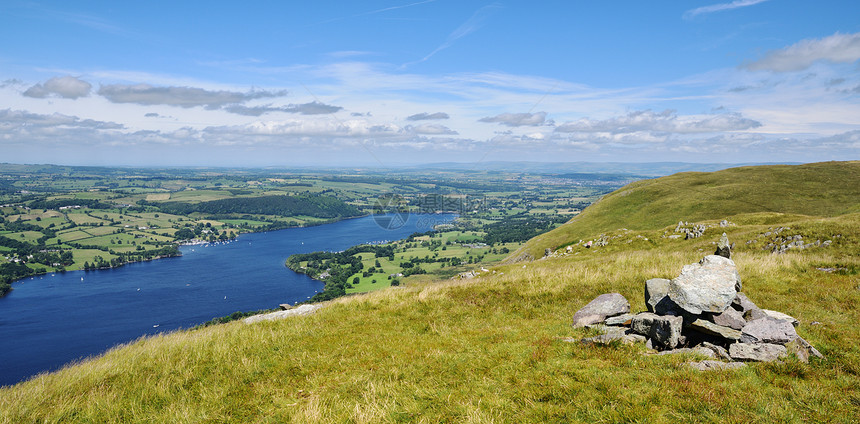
[1,0,859,167]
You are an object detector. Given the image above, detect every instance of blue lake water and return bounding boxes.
[0,213,456,386]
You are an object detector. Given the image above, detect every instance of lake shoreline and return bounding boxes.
[1,213,368,297]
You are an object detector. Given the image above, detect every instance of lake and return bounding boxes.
[0,213,456,386]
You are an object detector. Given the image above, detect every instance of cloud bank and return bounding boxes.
[23,76,92,99]
[479,111,547,127]
[406,112,450,121]
[743,32,860,72]
[97,84,287,109]
[555,110,761,134]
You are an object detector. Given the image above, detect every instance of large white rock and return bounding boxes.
[668,255,741,315]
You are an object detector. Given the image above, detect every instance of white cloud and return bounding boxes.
[23,76,92,99]
[223,101,344,116]
[684,0,769,19]
[406,112,449,121]
[744,32,860,72]
[479,111,547,127]
[407,124,458,135]
[97,83,287,109]
[555,110,761,134]
[0,109,123,130]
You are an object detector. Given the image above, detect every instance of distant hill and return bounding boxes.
[412,161,801,176]
[510,161,860,261]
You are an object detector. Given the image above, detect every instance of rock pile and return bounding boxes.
[671,220,734,240]
[570,243,823,368]
[745,226,835,255]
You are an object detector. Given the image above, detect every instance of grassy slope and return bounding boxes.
[510,161,860,261]
[2,162,860,422]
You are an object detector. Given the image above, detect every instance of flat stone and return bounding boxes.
[579,333,646,346]
[744,308,767,322]
[701,341,732,361]
[731,292,758,313]
[572,293,631,327]
[645,278,682,315]
[604,313,634,326]
[631,312,684,349]
[706,307,746,330]
[688,318,742,341]
[668,255,741,315]
[740,317,798,345]
[761,309,800,327]
[729,343,787,362]
[687,360,747,371]
[656,346,716,358]
[585,324,628,336]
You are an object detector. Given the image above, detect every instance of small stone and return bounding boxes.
[579,332,646,346]
[761,309,800,327]
[604,313,634,326]
[278,303,293,310]
[744,308,767,322]
[572,293,631,327]
[731,292,758,313]
[584,324,628,336]
[740,317,798,345]
[706,308,746,330]
[729,343,787,362]
[688,318,742,341]
[784,336,823,362]
[687,360,747,371]
[701,341,732,361]
[715,233,732,259]
[631,312,684,349]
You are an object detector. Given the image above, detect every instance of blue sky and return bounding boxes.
[1,0,859,167]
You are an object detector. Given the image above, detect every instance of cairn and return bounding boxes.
[569,236,822,369]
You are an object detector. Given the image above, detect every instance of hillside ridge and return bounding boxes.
[508,161,860,261]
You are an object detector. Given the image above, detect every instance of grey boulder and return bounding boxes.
[631,312,684,349]
[668,255,741,315]
[572,293,630,327]
[740,317,798,345]
[688,318,742,341]
[645,278,681,315]
[706,307,746,330]
[729,343,787,362]
[761,309,800,327]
